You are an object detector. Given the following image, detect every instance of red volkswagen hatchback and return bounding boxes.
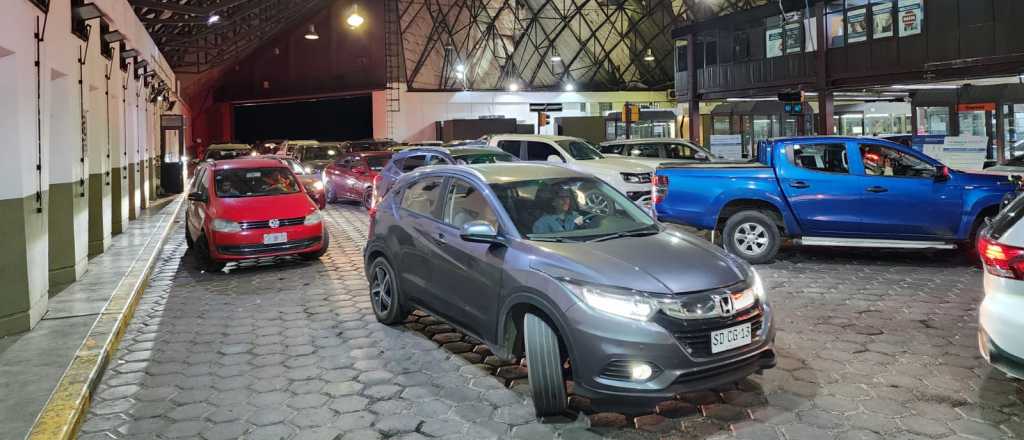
[323,151,393,209]
[186,158,329,271]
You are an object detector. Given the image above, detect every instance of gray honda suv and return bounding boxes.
[363,163,775,417]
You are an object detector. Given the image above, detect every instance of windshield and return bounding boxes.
[285,160,307,175]
[206,148,251,160]
[302,146,338,161]
[556,140,604,160]
[454,152,518,164]
[215,168,301,198]
[490,177,655,241]
[366,156,391,171]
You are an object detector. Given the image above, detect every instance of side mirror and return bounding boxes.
[460,220,501,244]
[630,149,641,157]
[694,152,709,161]
[187,191,206,202]
[934,165,950,182]
[547,155,564,163]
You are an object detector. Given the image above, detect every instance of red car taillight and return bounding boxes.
[653,175,669,205]
[979,236,1024,279]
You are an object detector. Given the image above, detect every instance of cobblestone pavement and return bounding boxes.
[80,204,1024,440]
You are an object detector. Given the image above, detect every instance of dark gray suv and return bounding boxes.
[363,163,775,417]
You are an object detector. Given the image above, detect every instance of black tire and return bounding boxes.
[194,232,226,272]
[965,213,994,264]
[523,313,568,418]
[722,210,781,264]
[362,188,373,210]
[368,256,404,324]
[184,216,194,248]
[300,230,330,260]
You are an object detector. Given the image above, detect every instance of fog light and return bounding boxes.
[631,364,653,381]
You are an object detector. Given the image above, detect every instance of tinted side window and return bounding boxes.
[444,179,499,230]
[497,140,521,157]
[665,144,703,160]
[792,143,849,173]
[624,144,661,158]
[860,144,936,178]
[400,177,445,218]
[426,155,447,166]
[526,142,561,161]
[599,144,625,155]
[401,154,427,172]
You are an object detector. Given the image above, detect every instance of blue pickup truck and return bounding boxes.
[654,136,1015,263]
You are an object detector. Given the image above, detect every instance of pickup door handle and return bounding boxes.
[866,186,889,193]
[789,181,810,189]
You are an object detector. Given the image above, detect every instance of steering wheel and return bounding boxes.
[583,191,612,216]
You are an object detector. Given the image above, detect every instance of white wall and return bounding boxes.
[377,84,674,142]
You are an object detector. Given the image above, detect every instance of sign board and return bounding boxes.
[847,7,868,43]
[529,103,563,112]
[710,135,743,160]
[918,135,988,171]
[957,103,996,112]
[766,26,784,58]
[898,0,923,37]
[160,114,184,128]
[872,2,894,38]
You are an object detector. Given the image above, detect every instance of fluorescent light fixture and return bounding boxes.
[455,71,465,80]
[643,49,655,62]
[304,24,320,40]
[507,82,520,92]
[891,84,959,90]
[550,54,562,62]
[207,14,221,25]
[726,97,777,102]
[455,64,465,73]
[564,83,575,92]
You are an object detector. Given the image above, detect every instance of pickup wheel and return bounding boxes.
[722,211,781,264]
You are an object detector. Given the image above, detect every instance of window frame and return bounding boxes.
[441,177,502,232]
[400,153,431,173]
[788,142,852,175]
[857,143,937,179]
[526,141,564,162]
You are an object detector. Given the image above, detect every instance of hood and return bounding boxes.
[953,170,1016,188]
[528,227,747,294]
[301,160,333,171]
[581,157,654,174]
[212,192,318,222]
[611,156,703,168]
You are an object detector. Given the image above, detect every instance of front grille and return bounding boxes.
[219,237,321,256]
[598,360,663,382]
[670,306,764,358]
[239,217,305,231]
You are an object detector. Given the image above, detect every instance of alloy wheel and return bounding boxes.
[370,265,393,314]
[733,222,769,256]
[585,191,611,215]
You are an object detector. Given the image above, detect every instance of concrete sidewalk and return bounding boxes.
[0,195,182,440]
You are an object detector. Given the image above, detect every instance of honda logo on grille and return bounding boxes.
[269,219,280,228]
[716,294,735,316]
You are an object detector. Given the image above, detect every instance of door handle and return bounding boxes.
[789,181,810,189]
[866,186,888,193]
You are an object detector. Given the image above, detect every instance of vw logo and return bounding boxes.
[269,219,280,228]
[716,294,735,316]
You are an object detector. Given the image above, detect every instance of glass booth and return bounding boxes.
[705,101,815,158]
[604,110,677,140]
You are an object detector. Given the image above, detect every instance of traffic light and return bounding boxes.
[538,112,550,127]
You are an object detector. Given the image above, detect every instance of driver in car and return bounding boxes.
[532,188,586,234]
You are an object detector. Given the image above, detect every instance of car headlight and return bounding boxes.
[312,181,324,191]
[749,268,767,303]
[212,218,241,232]
[561,279,657,321]
[304,166,313,173]
[620,172,651,184]
[304,211,323,225]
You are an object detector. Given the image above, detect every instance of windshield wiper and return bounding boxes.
[528,236,576,243]
[588,227,660,242]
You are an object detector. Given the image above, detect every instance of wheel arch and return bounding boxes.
[496,292,573,363]
[716,198,790,237]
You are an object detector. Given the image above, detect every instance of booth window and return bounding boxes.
[733,30,750,61]
[675,41,688,73]
[916,107,949,135]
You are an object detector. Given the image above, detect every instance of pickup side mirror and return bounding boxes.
[460,221,502,244]
[934,165,950,182]
[694,152,709,161]
[547,155,565,163]
[187,191,207,202]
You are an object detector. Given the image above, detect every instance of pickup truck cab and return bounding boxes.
[488,134,656,207]
[655,136,1014,263]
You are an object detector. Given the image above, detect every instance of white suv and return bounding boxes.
[978,195,1024,378]
[487,135,655,206]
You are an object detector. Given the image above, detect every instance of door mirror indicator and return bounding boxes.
[460,221,502,244]
[547,155,564,163]
[187,191,207,202]
[935,165,950,182]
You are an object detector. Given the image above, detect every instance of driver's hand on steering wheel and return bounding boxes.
[574,216,585,226]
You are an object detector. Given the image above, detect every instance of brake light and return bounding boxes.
[979,236,1024,279]
[653,175,669,205]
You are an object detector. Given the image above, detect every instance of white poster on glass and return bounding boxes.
[898,0,923,37]
[847,7,868,43]
[766,27,784,58]
[873,2,894,38]
[922,136,988,171]
[710,135,744,160]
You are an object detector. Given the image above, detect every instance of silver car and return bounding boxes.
[364,163,775,416]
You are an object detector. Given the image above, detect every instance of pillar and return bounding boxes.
[0,5,49,335]
[110,50,128,235]
[818,91,835,135]
[48,58,88,288]
[86,30,111,256]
